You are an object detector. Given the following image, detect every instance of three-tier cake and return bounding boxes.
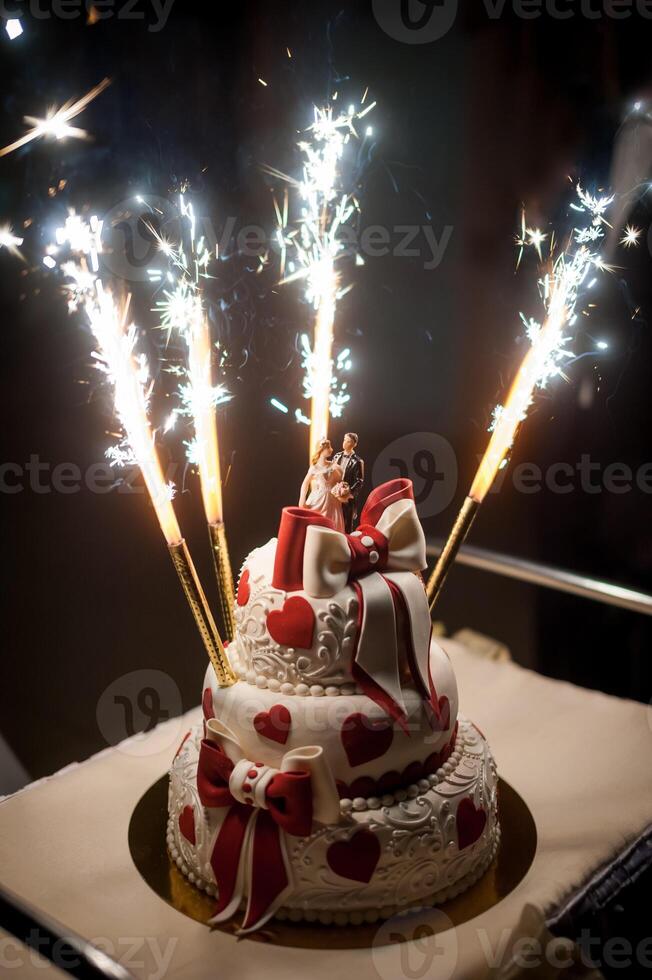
[167,479,499,931]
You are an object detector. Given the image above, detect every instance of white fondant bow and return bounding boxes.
[303,497,427,598]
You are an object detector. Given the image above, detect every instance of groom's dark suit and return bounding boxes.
[332,450,364,534]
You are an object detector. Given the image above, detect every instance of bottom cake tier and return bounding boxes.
[167,715,500,927]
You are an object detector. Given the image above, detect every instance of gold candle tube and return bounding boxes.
[427,496,480,613]
[208,521,236,642]
[168,539,236,687]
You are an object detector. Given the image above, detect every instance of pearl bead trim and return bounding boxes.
[234,665,362,698]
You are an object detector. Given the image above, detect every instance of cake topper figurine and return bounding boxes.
[332,432,364,533]
[298,438,345,532]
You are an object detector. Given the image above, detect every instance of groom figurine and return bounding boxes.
[333,433,364,534]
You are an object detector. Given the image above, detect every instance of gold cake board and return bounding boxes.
[129,775,536,949]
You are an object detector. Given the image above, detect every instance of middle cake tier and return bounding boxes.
[203,633,459,798]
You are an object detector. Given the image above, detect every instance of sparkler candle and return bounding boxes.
[56,214,235,686]
[427,185,613,610]
[156,196,236,640]
[309,255,338,456]
[94,286,234,686]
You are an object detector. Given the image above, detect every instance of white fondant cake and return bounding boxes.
[167,480,499,931]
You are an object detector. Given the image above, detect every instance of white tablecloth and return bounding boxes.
[1,640,650,979]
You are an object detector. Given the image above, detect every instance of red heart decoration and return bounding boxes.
[456,797,487,850]
[254,704,292,745]
[430,695,451,733]
[327,830,381,883]
[178,805,196,845]
[237,568,251,607]
[267,596,315,650]
[341,713,394,768]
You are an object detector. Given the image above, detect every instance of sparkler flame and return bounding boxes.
[427,181,614,609]
[271,101,369,455]
[154,195,232,526]
[89,287,181,544]
[54,212,181,544]
[469,183,613,503]
[0,78,111,157]
[0,224,24,257]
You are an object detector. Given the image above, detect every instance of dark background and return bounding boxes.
[1,0,651,782]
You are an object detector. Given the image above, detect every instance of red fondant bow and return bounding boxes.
[272,478,420,592]
[197,737,313,933]
[198,738,313,834]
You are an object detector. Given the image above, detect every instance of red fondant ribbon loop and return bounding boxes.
[197,739,235,808]
[272,506,334,591]
[359,477,414,527]
[266,771,314,837]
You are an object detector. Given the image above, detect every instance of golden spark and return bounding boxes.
[620,224,642,248]
[0,78,111,157]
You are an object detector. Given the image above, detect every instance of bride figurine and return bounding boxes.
[299,439,345,532]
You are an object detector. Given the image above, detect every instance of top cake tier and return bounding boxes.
[232,536,364,693]
[230,481,433,723]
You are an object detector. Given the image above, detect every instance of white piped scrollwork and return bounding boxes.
[234,574,359,687]
[168,718,500,920]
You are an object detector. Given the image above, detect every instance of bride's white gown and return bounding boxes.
[306,463,345,532]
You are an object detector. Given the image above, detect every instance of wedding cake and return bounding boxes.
[167,479,499,931]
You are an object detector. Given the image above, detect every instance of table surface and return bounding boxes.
[1,640,650,980]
